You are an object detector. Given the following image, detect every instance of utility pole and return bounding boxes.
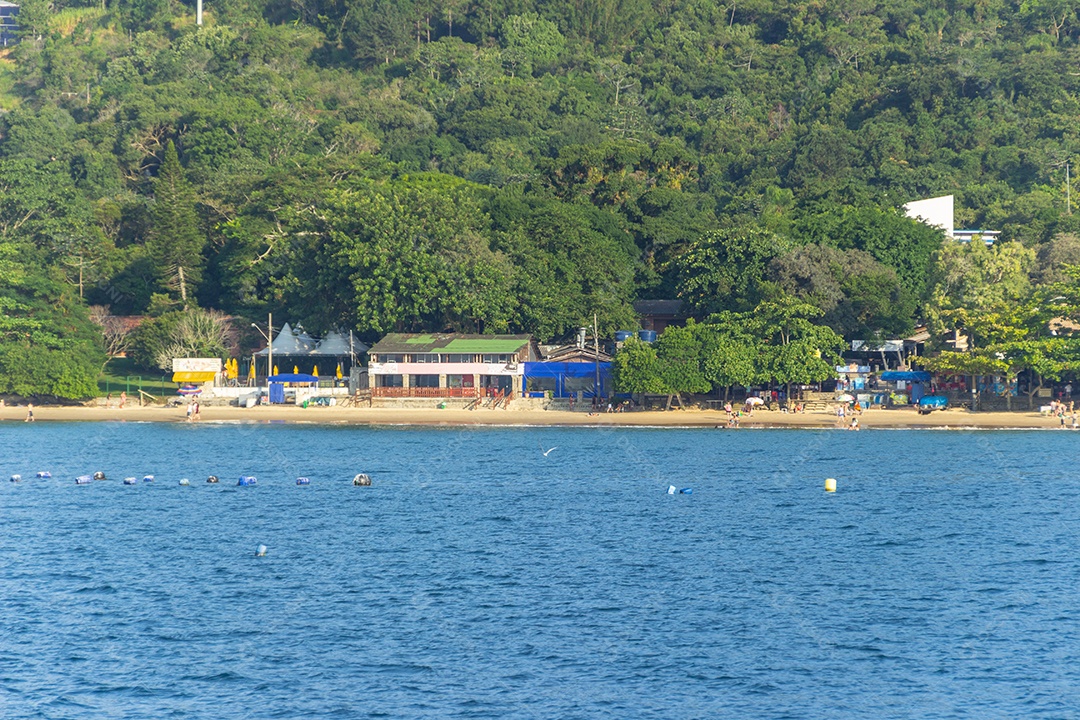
[267,312,273,384]
[197,0,203,25]
[593,313,600,401]
[1068,161,1072,214]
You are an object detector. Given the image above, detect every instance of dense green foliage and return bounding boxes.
[9,0,1080,395]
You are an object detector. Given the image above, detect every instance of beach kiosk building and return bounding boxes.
[368,334,536,400]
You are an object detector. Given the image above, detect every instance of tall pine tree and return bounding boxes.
[147,140,203,308]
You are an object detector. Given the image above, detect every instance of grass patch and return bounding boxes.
[49,7,108,37]
[98,357,176,400]
[0,56,20,112]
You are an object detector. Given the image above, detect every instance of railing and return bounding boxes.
[372,387,478,398]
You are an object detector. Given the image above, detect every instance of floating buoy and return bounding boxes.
[93,471,106,481]
[123,477,136,485]
[36,471,51,478]
[679,487,692,495]
[75,475,92,485]
[352,473,371,486]
[825,478,837,492]
[179,478,190,486]
[142,475,154,483]
[238,476,257,486]
[206,475,219,484]
[10,474,21,483]
[296,477,310,485]
[667,485,676,495]
[255,544,267,557]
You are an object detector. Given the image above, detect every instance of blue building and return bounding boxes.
[524,343,613,399]
[0,2,18,47]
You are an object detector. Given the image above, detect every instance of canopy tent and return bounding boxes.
[313,330,368,355]
[256,325,367,356]
[879,371,932,382]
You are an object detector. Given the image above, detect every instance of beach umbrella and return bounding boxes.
[293,365,299,374]
[312,365,319,377]
[336,363,343,380]
[746,397,765,405]
[835,393,855,402]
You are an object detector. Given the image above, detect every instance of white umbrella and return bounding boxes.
[835,393,855,402]
[746,397,765,405]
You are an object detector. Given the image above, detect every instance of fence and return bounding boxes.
[372,387,479,398]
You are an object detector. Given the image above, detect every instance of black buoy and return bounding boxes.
[207,475,219,484]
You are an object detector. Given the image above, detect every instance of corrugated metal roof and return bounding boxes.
[370,333,532,354]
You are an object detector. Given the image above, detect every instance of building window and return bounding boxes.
[411,374,440,388]
[412,353,440,363]
[441,353,474,363]
[375,374,403,388]
[526,377,556,392]
[376,353,405,363]
[482,354,516,364]
[447,374,474,388]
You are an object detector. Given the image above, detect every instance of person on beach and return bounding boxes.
[193,401,201,421]
[849,417,860,431]
[25,403,34,422]
[1072,412,1078,430]
[106,392,112,408]
[119,391,126,409]
[186,400,194,421]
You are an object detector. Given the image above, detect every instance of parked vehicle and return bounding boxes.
[918,396,948,414]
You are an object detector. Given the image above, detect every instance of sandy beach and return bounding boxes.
[0,403,1072,429]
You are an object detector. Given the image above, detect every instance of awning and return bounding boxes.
[267,373,319,383]
[879,371,932,383]
[172,371,217,383]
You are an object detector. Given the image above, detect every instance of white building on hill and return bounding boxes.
[903,195,999,245]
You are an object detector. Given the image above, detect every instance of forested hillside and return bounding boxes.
[4,0,1080,396]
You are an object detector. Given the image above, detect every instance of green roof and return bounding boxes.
[442,339,530,352]
[370,333,532,354]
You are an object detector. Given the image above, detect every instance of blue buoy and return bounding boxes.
[238,476,257,486]
[123,477,137,485]
[179,478,190,486]
[75,475,92,485]
[667,485,676,495]
[296,477,310,485]
[142,475,154,483]
[679,487,692,495]
[255,544,267,557]
[10,474,21,483]
[36,471,51,479]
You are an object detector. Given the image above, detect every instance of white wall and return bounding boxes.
[903,195,954,237]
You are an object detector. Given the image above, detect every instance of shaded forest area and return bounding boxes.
[4,0,1080,396]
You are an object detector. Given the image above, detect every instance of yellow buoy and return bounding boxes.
[825,478,837,492]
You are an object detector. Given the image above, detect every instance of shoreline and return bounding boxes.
[1,404,1073,430]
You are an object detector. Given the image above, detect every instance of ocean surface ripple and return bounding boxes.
[1,422,1077,718]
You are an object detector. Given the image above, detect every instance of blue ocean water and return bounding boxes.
[1,422,1078,719]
